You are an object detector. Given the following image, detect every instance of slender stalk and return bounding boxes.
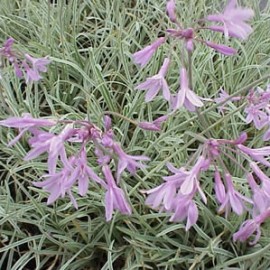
[187,50,213,137]
[188,51,193,90]
[102,111,138,125]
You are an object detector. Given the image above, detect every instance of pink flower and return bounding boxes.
[204,41,237,55]
[166,0,177,23]
[249,162,270,196]
[218,173,252,217]
[214,169,226,204]
[145,182,179,211]
[179,156,209,203]
[0,113,55,129]
[170,195,199,231]
[102,165,132,221]
[33,148,105,209]
[247,172,270,216]
[214,88,241,113]
[25,125,75,174]
[23,54,51,83]
[245,104,268,130]
[145,156,209,223]
[207,0,254,40]
[135,58,170,102]
[132,37,166,67]
[233,208,270,245]
[171,68,203,111]
[145,164,188,210]
[233,219,260,245]
[0,113,56,146]
[237,144,270,167]
[113,143,150,182]
[138,115,168,131]
[34,161,78,208]
[233,132,248,145]
[66,148,106,196]
[262,127,270,141]
[145,157,208,230]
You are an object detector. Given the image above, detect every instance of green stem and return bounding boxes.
[187,50,213,137]
[102,111,138,125]
[185,131,207,143]
[188,51,193,90]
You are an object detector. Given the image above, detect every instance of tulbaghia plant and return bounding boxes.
[1,0,270,246]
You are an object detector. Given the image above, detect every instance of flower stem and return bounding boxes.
[102,111,138,125]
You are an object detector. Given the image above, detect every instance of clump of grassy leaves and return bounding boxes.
[0,0,270,269]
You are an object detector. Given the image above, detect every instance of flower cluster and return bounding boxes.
[132,0,253,111]
[0,114,149,220]
[144,132,270,244]
[0,37,50,83]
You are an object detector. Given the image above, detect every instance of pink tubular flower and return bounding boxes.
[233,219,260,245]
[0,113,56,129]
[245,104,268,130]
[145,164,188,210]
[166,0,177,23]
[171,68,203,111]
[0,113,56,146]
[170,195,198,231]
[247,172,270,216]
[67,148,106,196]
[24,125,75,174]
[0,37,15,61]
[135,58,171,102]
[33,148,105,209]
[34,161,78,208]
[214,169,226,204]
[23,54,51,83]
[132,37,166,67]
[237,144,270,167]
[207,0,254,40]
[102,165,132,221]
[179,156,209,203]
[113,143,150,182]
[138,115,168,131]
[250,162,270,195]
[145,181,178,211]
[214,88,241,113]
[232,132,248,145]
[218,173,252,217]
[144,157,208,230]
[233,208,270,245]
[145,156,209,220]
[204,41,237,55]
